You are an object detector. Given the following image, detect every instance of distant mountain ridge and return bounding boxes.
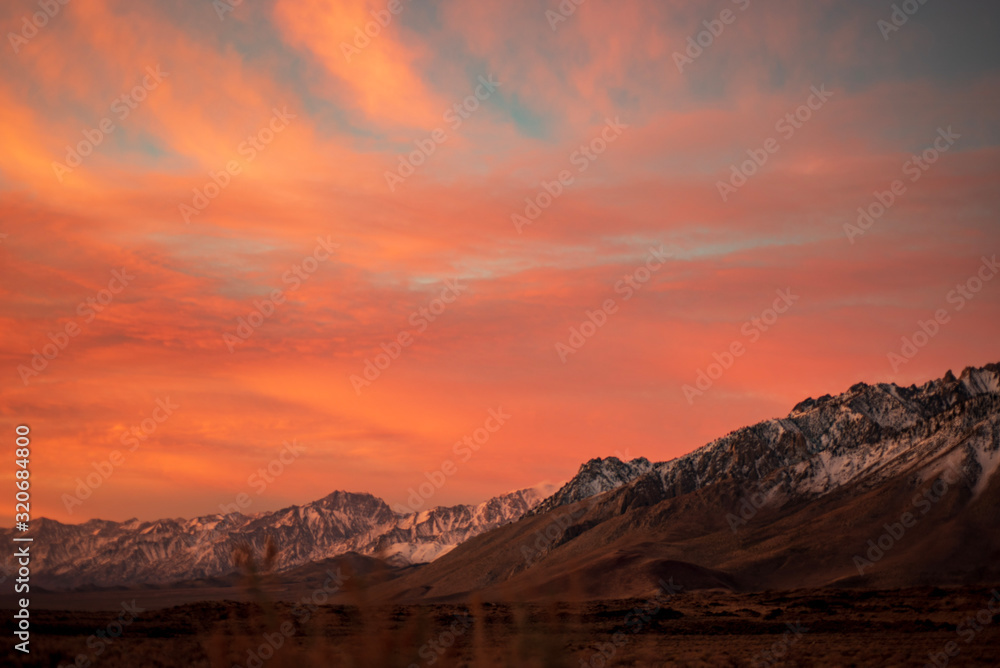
[6,485,554,589]
[529,456,652,516]
[535,363,1000,517]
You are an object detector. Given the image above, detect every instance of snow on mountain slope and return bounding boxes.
[530,364,1000,518]
[2,485,555,589]
[371,364,1000,601]
[529,456,652,516]
[631,363,1000,513]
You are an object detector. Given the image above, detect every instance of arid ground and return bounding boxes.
[5,586,1000,667]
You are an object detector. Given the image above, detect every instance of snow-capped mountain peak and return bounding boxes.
[529,456,653,516]
[3,486,554,589]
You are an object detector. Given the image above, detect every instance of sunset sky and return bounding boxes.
[2,0,999,525]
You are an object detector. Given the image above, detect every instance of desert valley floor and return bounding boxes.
[5,586,1000,667]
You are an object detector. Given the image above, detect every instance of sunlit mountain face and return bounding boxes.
[3,1,999,533]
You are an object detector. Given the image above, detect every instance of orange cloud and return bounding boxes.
[2,0,998,526]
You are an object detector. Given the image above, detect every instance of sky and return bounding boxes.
[1,0,999,525]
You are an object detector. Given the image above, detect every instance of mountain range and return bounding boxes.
[363,363,1000,602]
[6,485,556,589]
[6,363,999,598]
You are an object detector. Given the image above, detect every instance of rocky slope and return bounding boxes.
[3,485,555,589]
[357,363,1000,601]
[528,456,652,516]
